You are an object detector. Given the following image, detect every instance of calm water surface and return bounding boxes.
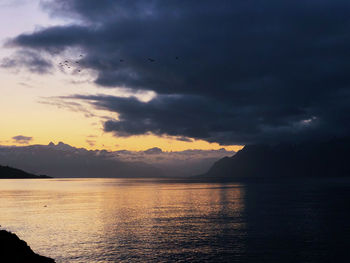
[0,178,350,262]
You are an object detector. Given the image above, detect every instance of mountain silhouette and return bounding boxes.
[0,165,50,179]
[0,142,164,178]
[202,138,350,179]
[0,142,233,178]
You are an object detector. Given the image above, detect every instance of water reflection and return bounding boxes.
[243,178,350,263]
[0,179,246,263]
[1,178,350,262]
[96,181,247,262]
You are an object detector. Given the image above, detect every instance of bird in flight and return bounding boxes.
[148,58,155,62]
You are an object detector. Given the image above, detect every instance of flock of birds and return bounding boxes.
[58,54,84,72]
[58,54,180,73]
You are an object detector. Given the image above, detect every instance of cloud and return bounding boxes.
[175,137,193,142]
[12,135,33,144]
[38,97,98,118]
[86,139,96,147]
[6,0,350,144]
[1,50,52,73]
[0,0,29,8]
[143,147,162,154]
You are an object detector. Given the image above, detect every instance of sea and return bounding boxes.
[0,177,350,263]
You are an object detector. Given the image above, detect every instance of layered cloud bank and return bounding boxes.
[5,0,350,145]
[0,142,234,177]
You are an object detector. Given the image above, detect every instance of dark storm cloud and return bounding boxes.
[175,137,193,143]
[12,135,33,144]
[7,0,350,144]
[1,50,52,73]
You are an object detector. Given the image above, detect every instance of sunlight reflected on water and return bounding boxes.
[2,178,350,262]
[0,179,246,262]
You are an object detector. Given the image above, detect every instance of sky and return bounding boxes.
[0,0,241,151]
[1,0,350,152]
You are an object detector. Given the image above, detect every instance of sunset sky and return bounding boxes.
[1,0,350,152]
[0,0,241,151]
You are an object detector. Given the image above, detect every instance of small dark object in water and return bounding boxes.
[0,230,55,262]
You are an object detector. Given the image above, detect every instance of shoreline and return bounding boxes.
[0,229,55,263]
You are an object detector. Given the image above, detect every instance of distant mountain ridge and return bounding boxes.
[0,142,163,178]
[0,142,234,178]
[203,138,350,179]
[0,165,50,179]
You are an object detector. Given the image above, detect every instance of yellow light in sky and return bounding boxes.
[0,2,244,153]
[0,66,242,152]
[0,31,242,152]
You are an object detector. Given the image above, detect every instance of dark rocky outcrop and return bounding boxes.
[0,165,51,179]
[202,138,350,179]
[0,230,55,262]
